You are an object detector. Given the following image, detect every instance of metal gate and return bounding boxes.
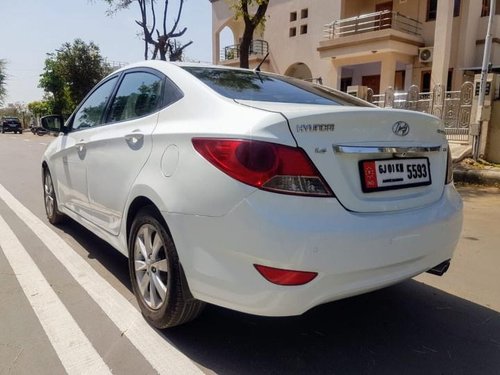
[369,82,474,143]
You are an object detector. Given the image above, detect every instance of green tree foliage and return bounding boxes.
[0,59,7,105]
[27,100,53,118]
[103,0,192,61]
[227,0,269,69]
[39,39,112,116]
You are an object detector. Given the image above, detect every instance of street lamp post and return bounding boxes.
[473,0,496,160]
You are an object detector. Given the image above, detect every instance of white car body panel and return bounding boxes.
[165,185,462,316]
[42,61,463,317]
[85,112,158,235]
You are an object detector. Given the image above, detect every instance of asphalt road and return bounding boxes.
[0,131,499,375]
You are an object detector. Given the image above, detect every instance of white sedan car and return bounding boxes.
[41,61,463,328]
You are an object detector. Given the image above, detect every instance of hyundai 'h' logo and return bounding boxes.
[392,121,410,136]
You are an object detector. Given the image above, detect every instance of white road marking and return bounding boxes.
[39,143,48,145]
[24,139,30,142]
[0,183,203,375]
[0,215,112,375]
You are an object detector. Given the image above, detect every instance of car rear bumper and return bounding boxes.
[2,126,22,131]
[164,184,463,316]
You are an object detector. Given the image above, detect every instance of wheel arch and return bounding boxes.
[126,196,172,246]
[125,195,197,304]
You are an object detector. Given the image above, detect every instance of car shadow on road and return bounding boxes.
[56,218,132,291]
[165,281,500,374]
[57,219,500,374]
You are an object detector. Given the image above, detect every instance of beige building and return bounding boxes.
[210,0,500,94]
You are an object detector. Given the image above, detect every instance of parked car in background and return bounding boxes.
[1,117,23,134]
[40,61,463,329]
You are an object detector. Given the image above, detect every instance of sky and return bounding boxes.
[0,0,217,104]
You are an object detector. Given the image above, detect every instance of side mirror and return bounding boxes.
[41,115,67,134]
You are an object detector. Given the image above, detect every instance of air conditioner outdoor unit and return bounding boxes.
[419,47,434,63]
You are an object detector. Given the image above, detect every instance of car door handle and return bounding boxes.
[124,133,144,145]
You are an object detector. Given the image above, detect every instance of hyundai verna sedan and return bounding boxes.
[41,61,463,328]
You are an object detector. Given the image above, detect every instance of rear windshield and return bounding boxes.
[183,67,369,107]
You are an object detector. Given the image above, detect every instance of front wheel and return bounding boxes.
[129,207,205,328]
[43,169,66,225]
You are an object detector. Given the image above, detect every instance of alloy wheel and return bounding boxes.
[44,172,55,218]
[134,224,169,310]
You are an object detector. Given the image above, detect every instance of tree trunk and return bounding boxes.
[239,25,255,69]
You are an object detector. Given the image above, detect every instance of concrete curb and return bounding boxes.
[453,168,500,185]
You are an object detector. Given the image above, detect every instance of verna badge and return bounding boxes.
[392,121,410,136]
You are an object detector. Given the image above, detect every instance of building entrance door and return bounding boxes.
[362,75,381,95]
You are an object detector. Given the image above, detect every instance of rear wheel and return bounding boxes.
[43,169,66,224]
[129,207,205,328]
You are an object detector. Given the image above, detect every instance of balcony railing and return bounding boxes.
[324,10,422,39]
[221,39,269,61]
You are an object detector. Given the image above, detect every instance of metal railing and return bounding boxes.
[220,40,269,61]
[324,10,422,39]
[368,82,474,143]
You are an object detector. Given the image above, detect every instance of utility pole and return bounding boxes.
[473,0,496,160]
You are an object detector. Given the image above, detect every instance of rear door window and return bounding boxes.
[108,72,164,123]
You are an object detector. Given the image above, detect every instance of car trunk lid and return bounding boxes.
[237,101,448,213]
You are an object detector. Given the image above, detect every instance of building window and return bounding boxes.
[289,27,297,37]
[481,0,500,17]
[340,78,352,92]
[482,0,490,16]
[427,0,461,21]
[426,0,437,21]
[420,70,453,92]
[301,8,308,19]
[290,12,297,22]
[421,71,432,92]
[454,0,461,17]
[300,24,308,34]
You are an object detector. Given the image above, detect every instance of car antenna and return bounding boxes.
[254,52,270,72]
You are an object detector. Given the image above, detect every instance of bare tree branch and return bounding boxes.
[163,0,168,37]
[168,0,184,36]
[102,0,192,61]
[170,27,187,38]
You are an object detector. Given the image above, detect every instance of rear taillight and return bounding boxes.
[192,138,333,196]
[254,264,318,286]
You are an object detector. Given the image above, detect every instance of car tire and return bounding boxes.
[43,168,66,225]
[19,130,23,134]
[128,207,205,328]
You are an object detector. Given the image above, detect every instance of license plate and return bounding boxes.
[359,158,431,193]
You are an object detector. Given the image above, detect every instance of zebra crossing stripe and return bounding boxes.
[0,215,112,375]
[0,184,203,375]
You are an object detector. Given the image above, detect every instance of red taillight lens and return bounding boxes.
[254,264,318,286]
[192,138,333,196]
